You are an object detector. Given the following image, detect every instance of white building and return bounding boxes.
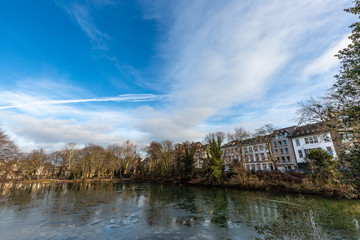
[291,123,338,169]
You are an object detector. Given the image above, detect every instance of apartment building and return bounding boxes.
[194,143,208,169]
[221,123,342,172]
[291,123,338,169]
[271,126,298,171]
[222,137,275,171]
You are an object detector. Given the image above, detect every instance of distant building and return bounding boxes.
[221,123,344,172]
[194,143,208,169]
[222,137,275,171]
[271,126,298,171]
[291,123,339,169]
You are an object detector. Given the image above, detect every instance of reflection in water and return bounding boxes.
[0,182,359,240]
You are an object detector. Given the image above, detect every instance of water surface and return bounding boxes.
[0,182,359,239]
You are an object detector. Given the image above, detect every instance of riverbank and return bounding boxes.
[3,172,358,199]
[10,178,134,184]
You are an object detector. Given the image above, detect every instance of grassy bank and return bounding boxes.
[3,171,358,199]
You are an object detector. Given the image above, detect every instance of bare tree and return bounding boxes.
[122,140,138,175]
[145,141,162,174]
[159,140,173,178]
[298,98,359,145]
[227,127,250,162]
[19,148,48,180]
[0,128,20,180]
[64,143,76,172]
[254,124,278,170]
[106,144,123,179]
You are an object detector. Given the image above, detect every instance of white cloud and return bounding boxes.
[0,87,163,151]
[302,35,351,79]
[0,0,353,151]
[134,0,351,140]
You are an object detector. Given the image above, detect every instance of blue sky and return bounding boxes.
[0,0,355,151]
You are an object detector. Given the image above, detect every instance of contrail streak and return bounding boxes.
[0,94,166,110]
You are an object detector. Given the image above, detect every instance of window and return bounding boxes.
[274,142,277,147]
[283,140,287,145]
[280,149,284,154]
[261,153,265,161]
[263,164,267,170]
[244,148,247,153]
[254,146,258,152]
[313,136,318,143]
[326,147,333,156]
[260,145,264,151]
[282,157,285,163]
[276,157,280,161]
[249,147,252,152]
[278,141,282,146]
[284,132,288,137]
[285,148,289,154]
[296,139,300,146]
[257,164,261,170]
[287,156,291,162]
[255,154,259,161]
[324,135,330,142]
[305,138,309,144]
[309,137,314,144]
[250,155,254,161]
[275,134,279,139]
[298,150,304,158]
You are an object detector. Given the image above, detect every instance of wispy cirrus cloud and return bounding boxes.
[56,0,109,50]
[134,0,352,141]
[0,93,166,110]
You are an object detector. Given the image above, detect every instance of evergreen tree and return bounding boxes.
[305,149,339,185]
[204,132,225,184]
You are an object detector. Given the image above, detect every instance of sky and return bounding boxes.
[0,0,355,152]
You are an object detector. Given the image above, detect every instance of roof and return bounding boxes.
[291,123,326,138]
[273,125,296,135]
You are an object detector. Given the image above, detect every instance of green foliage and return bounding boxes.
[340,144,360,194]
[175,142,197,182]
[305,149,339,185]
[333,1,360,105]
[204,132,225,185]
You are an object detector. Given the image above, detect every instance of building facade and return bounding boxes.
[271,126,298,171]
[222,137,275,171]
[291,123,338,169]
[221,123,342,172]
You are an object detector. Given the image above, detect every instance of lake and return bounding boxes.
[0,182,359,240]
